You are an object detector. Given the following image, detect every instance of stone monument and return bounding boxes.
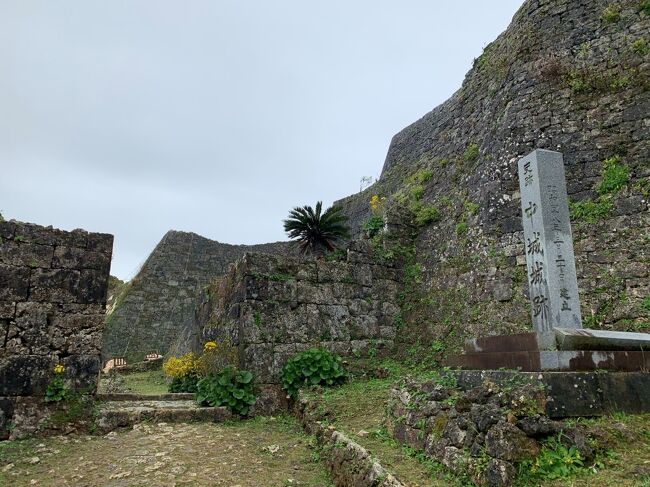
[448,149,650,372]
[518,150,581,349]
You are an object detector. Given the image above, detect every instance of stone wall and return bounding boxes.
[102,230,293,363]
[336,0,650,354]
[196,244,401,388]
[0,220,113,439]
[386,375,600,486]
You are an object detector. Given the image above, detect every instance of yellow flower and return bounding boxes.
[204,341,217,351]
[53,364,65,374]
[369,195,387,213]
[163,353,196,379]
[370,195,380,211]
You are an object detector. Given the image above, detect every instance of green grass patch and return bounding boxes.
[119,369,168,395]
[463,143,480,164]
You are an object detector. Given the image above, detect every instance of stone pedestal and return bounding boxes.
[447,328,650,372]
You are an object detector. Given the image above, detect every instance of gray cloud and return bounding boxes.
[0,0,524,279]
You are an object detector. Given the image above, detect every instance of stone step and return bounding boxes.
[96,399,231,434]
[97,393,195,402]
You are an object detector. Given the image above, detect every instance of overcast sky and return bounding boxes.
[1,0,524,280]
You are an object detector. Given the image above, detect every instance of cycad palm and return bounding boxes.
[283,201,350,256]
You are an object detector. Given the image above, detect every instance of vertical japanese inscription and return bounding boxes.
[517,150,582,339]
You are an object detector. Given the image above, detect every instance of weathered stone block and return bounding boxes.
[348,315,379,340]
[0,264,30,301]
[0,356,52,396]
[316,261,351,283]
[17,224,87,248]
[296,281,335,304]
[86,233,114,254]
[242,343,274,383]
[61,355,101,392]
[78,269,109,304]
[0,302,15,320]
[0,241,53,268]
[11,302,59,355]
[30,268,81,303]
[53,246,111,272]
[0,221,16,240]
[486,421,539,461]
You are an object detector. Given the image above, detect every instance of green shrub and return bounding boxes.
[567,70,589,93]
[641,0,650,15]
[196,367,256,415]
[602,3,621,23]
[363,215,385,237]
[463,143,480,163]
[324,248,347,262]
[518,434,585,481]
[597,155,629,195]
[569,199,613,223]
[410,184,425,201]
[281,348,347,397]
[45,376,67,402]
[45,365,67,402]
[464,201,480,215]
[169,372,199,393]
[414,205,441,226]
[455,222,468,235]
[411,168,433,184]
[632,39,649,55]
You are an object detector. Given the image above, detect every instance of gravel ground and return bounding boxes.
[0,417,333,487]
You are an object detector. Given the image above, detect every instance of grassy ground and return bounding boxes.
[98,369,169,395]
[119,369,168,395]
[531,413,650,487]
[306,360,650,487]
[305,361,467,487]
[0,416,332,487]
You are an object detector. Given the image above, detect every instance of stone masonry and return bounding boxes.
[196,244,401,388]
[102,230,292,363]
[0,220,113,439]
[387,375,601,487]
[336,0,650,349]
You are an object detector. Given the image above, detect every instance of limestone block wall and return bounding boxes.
[196,246,401,386]
[0,220,113,439]
[335,0,650,352]
[103,230,293,363]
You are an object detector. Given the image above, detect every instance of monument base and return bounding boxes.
[449,329,650,372]
[447,349,650,371]
[446,369,650,417]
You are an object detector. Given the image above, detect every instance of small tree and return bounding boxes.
[283,201,350,256]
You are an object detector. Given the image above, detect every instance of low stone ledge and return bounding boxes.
[97,393,195,401]
[96,402,232,434]
[292,392,404,487]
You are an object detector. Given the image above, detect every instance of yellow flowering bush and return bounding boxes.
[163,341,239,393]
[163,352,196,379]
[195,339,238,377]
[45,364,67,402]
[365,195,387,237]
[369,194,386,213]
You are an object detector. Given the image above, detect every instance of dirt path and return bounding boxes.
[0,417,332,487]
